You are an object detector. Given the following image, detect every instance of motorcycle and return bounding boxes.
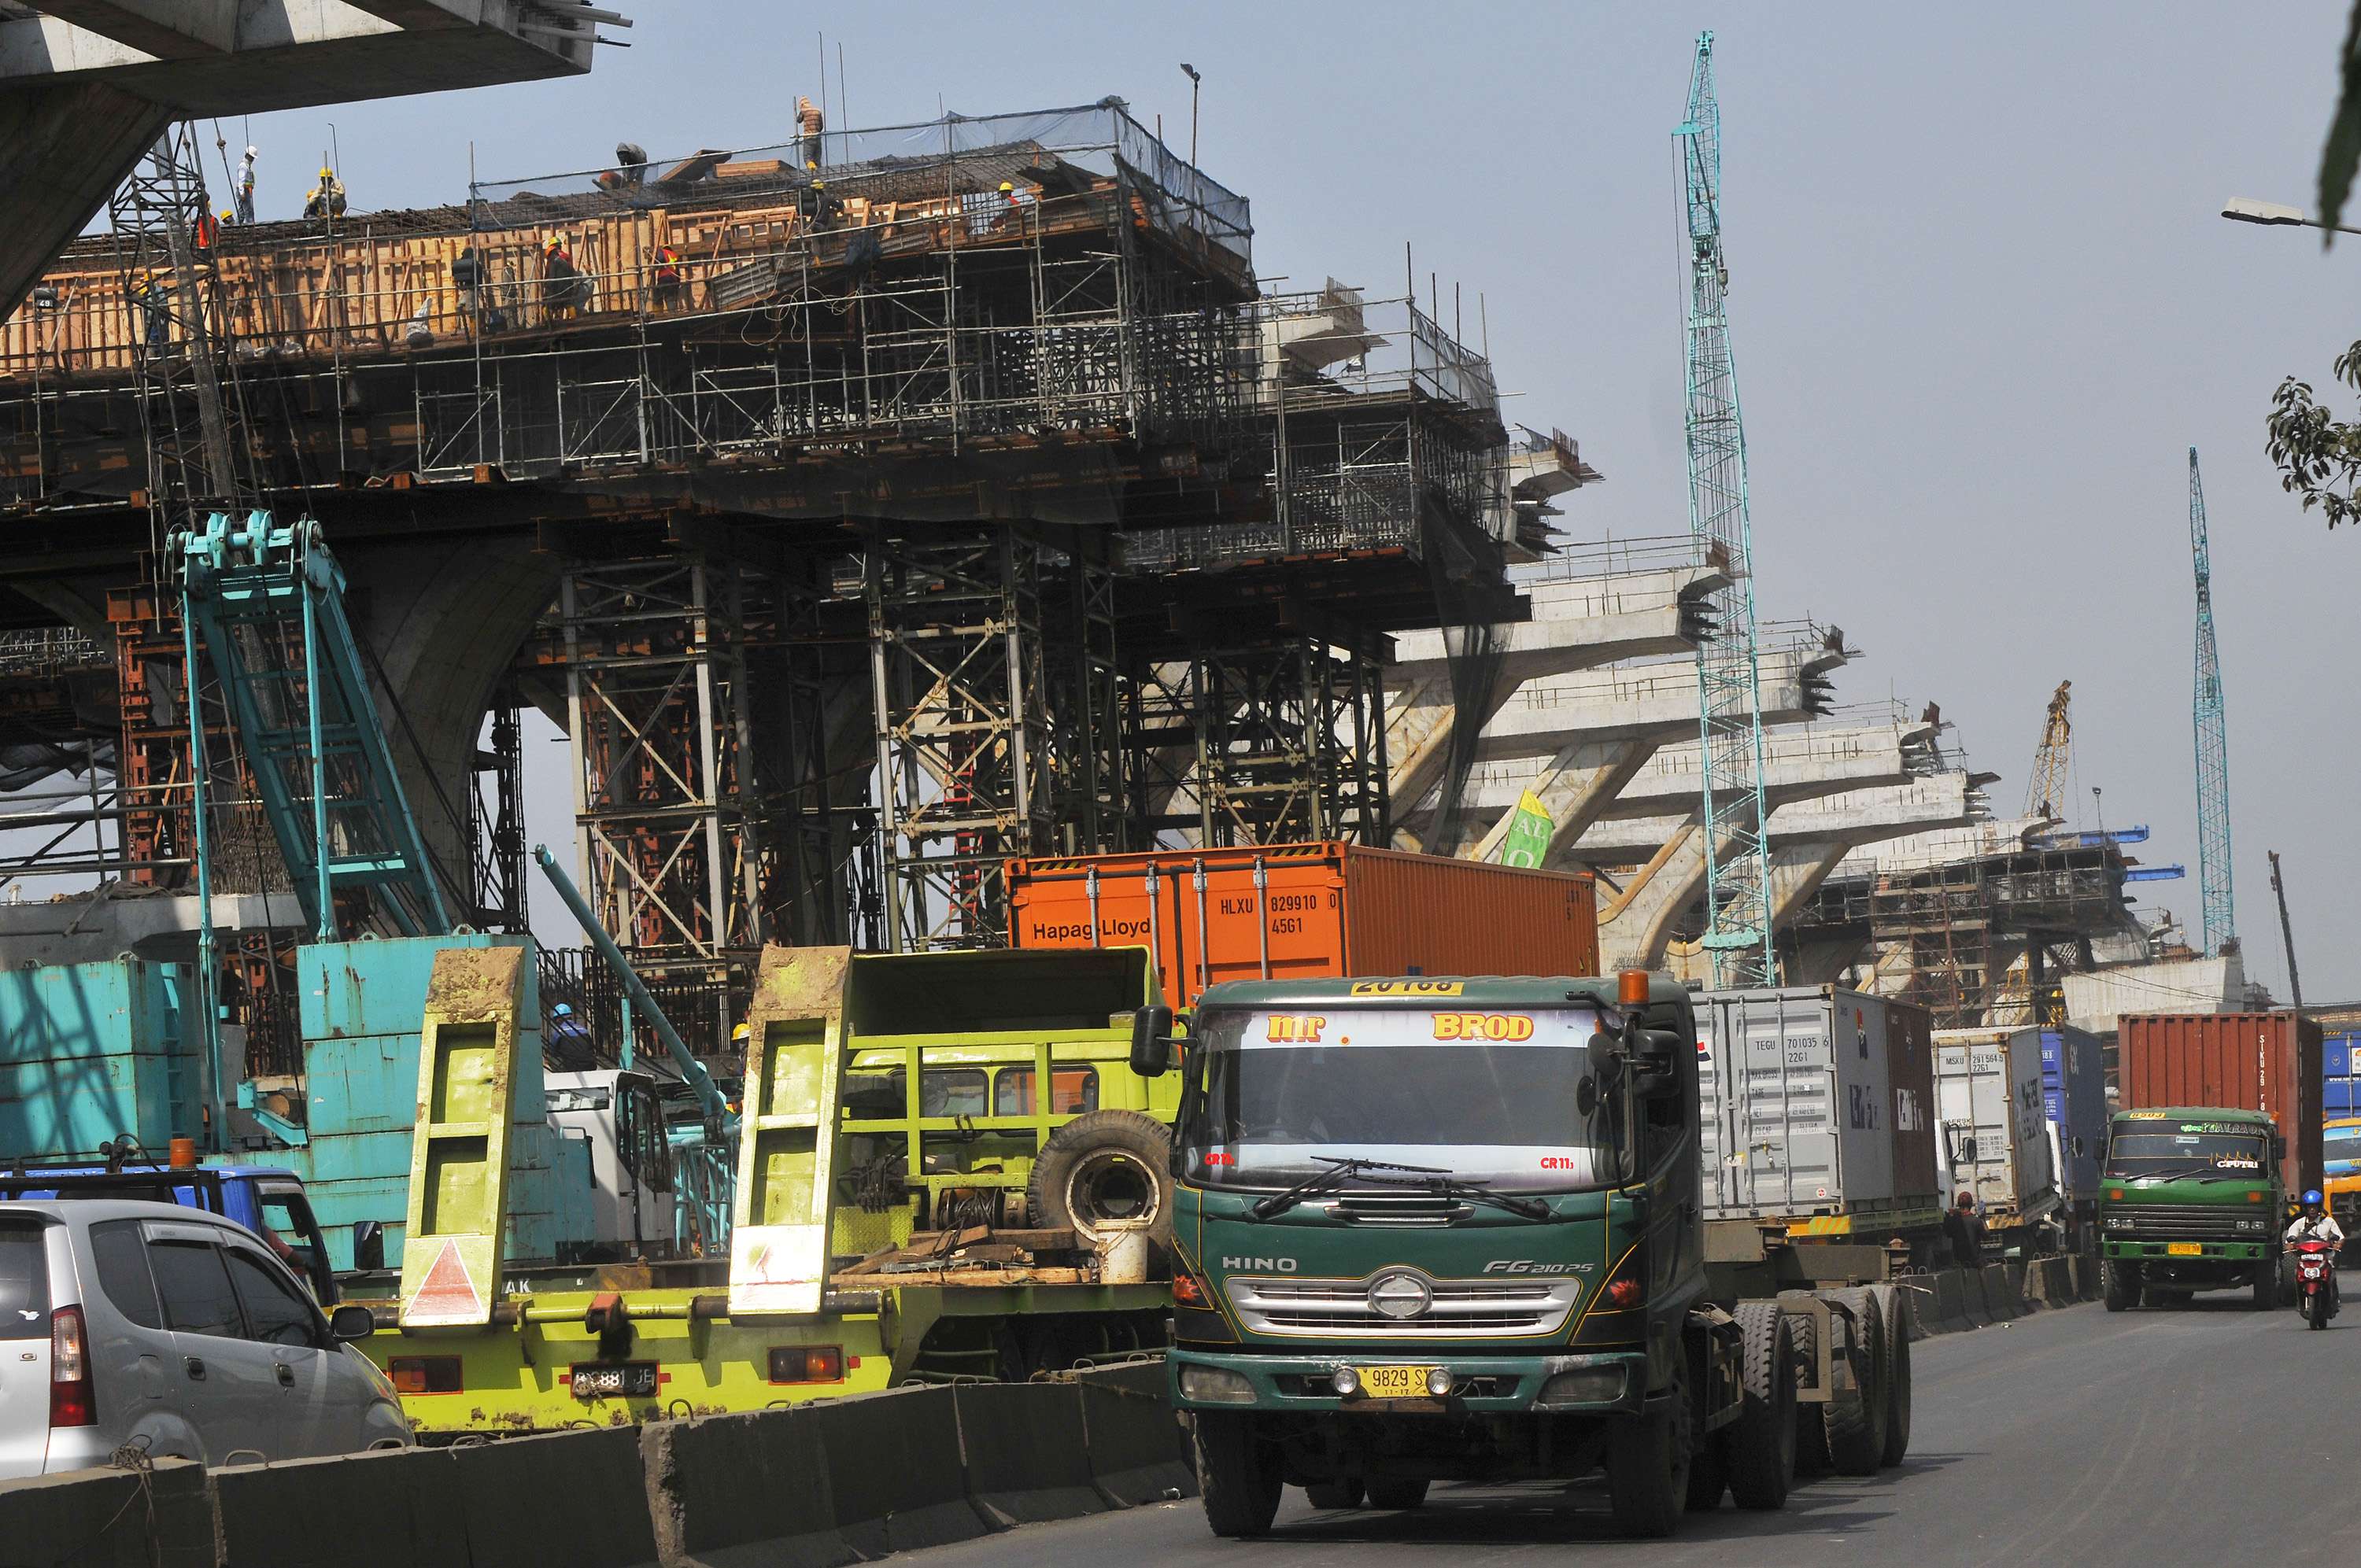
[2293,1238,2339,1329]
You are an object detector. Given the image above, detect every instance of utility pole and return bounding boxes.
[2268,850,2304,1015]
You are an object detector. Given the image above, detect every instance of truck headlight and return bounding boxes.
[1536,1365,1627,1407]
[1178,1363,1257,1404]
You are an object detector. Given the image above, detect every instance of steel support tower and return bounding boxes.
[1675,32,1779,987]
[2188,447,2236,955]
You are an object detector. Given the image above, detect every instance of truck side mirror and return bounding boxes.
[1629,1025,1684,1095]
[1130,1006,1175,1077]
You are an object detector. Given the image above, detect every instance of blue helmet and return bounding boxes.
[2304,1188,2325,1208]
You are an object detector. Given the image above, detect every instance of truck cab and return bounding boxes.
[2098,1107,2284,1310]
[1157,972,1813,1540]
[0,1163,336,1305]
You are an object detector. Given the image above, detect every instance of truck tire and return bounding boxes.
[1302,1478,1364,1509]
[2103,1258,2138,1312]
[1722,1301,1797,1511]
[1787,1310,1831,1477]
[1028,1109,1173,1249]
[1877,1287,1913,1468]
[1685,1441,1727,1512]
[1606,1356,1691,1538]
[1195,1411,1281,1538]
[2252,1260,2279,1312]
[1365,1479,1429,1510]
[1823,1289,1888,1478]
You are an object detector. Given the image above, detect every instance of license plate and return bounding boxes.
[2167,1242,2203,1256]
[1354,1365,1436,1399]
[570,1362,657,1399]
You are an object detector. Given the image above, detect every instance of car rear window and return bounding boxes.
[88,1219,162,1330]
[0,1223,49,1339]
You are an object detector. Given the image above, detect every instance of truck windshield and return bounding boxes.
[2107,1131,2268,1175]
[1177,1003,1630,1194]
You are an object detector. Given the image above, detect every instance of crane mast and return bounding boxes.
[1676,31,1779,986]
[2189,448,2236,955]
[2024,679,2072,821]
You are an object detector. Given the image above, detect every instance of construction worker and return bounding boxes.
[996,179,1025,231]
[650,242,684,308]
[235,145,257,223]
[795,94,825,171]
[191,208,218,255]
[303,167,345,220]
[541,234,585,323]
[129,271,168,350]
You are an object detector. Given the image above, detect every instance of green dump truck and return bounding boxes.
[2098,1107,2286,1310]
[1147,972,1913,1540]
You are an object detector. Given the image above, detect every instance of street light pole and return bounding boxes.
[2220,195,2361,237]
[1180,62,1201,168]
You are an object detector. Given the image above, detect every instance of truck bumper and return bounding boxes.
[2101,1239,2270,1263]
[1167,1345,1649,1418]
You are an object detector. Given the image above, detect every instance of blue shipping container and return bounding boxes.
[2327,1035,2361,1123]
[2036,1024,2108,1204]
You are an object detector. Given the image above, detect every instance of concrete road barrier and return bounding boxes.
[641,1406,849,1568]
[809,1387,988,1558]
[953,1382,1110,1528]
[2003,1260,2032,1312]
[1981,1262,2023,1319]
[1078,1381,1197,1505]
[0,1457,212,1568]
[213,1446,465,1568]
[1076,1359,1192,1474]
[449,1426,659,1568]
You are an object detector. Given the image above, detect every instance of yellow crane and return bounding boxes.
[2023,679,2071,821]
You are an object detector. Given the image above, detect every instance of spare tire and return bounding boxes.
[1028,1109,1174,1248]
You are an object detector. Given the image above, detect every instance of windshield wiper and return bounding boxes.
[1410,1175,1551,1220]
[1248,1155,1447,1219]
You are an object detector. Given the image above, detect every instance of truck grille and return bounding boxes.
[1229,1273,1582,1338]
[2103,1204,2273,1240]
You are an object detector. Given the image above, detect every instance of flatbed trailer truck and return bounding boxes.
[352,942,1182,1432]
[1149,971,1913,1540]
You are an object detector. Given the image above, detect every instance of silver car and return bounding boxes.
[0,1199,409,1475]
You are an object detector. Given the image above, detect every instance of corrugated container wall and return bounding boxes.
[2326,1033,2360,1120]
[1696,988,1940,1225]
[0,957,191,1159]
[2117,1012,2323,1197]
[2039,1025,2109,1204]
[1006,843,1598,1007]
[1931,1029,2059,1225]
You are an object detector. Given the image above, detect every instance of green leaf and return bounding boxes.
[2320,2,2361,245]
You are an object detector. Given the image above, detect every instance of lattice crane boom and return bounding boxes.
[1676,31,1779,986]
[2024,678,2072,821]
[2189,448,2236,955]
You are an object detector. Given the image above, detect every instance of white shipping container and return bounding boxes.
[1931,1028,2059,1225]
[1698,987,1938,1222]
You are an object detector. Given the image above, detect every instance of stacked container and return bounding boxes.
[2037,1025,2109,1213]
[2115,1011,2323,1197]
[1930,1028,2060,1231]
[1695,987,1940,1230]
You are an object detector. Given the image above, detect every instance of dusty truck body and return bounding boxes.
[1007,843,1598,1007]
[1153,972,1913,1541]
[1696,987,1942,1245]
[353,944,1180,1433]
[1930,1029,2060,1248]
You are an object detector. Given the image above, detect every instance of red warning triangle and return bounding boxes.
[408,1240,483,1319]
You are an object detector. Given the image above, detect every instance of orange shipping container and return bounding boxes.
[2117,1011,2324,1197]
[1004,842,1598,1008]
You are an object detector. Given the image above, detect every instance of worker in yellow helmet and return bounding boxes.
[303,166,346,220]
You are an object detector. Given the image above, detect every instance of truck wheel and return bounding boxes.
[1722,1302,1796,1511]
[1823,1289,1888,1478]
[1788,1311,1831,1477]
[1365,1479,1428,1510]
[1878,1288,1913,1468]
[2252,1261,2280,1312]
[1195,1411,1281,1538]
[2102,1258,2137,1312]
[1685,1441,1727,1512]
[1606,1358,1691,1538]
[1028,1109,1173,1249]
[1302,1478,1363,1509]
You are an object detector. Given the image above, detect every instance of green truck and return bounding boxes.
[2098,1107,2285,1310]
[1140,972,1913,1540]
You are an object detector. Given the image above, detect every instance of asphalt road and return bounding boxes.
[904,1289,2354,1568]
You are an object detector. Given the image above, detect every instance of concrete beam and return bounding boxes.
[24,2,235,59]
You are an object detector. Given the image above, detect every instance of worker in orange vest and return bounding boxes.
[651,243,684,309]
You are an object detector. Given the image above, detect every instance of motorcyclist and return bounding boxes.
[2285,1189,2344,1314]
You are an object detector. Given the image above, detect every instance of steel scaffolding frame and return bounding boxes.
[865,525,1121,949]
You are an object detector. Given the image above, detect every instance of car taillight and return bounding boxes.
[767,1345,844,1384]
[49,1306,94,1428]
[387,1356,463,1394]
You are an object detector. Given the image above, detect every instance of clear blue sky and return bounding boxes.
[231,2,2359,999]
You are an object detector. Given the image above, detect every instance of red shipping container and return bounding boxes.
[2116,1012,2324,1197]
[1005,842,1598,1008]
